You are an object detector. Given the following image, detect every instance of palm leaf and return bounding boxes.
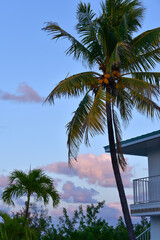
[119,28,160,72]
[121,77,160,99]
[82,87,108,145]
[120,0,144,33]
[115,88,133,124]
[131,72,160,86]
[76,2,96,34]
[133,94,160,119]
[42,23,94,65]
[132,47,160,72]
[44,72,100,104]
[9,170,27,184]
[2,184,25,205]
[132,27,160,50]
[66,92,93,164]
[107,42,132,70]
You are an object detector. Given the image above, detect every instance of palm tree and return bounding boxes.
[42,0,160,239]
[2,169,60,219]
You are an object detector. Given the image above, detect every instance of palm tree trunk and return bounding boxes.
[25,194,31,220]
[106,102,135,240]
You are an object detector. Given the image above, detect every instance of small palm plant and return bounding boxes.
[0,211,38,240]
[42,0,160,239]
[2,169,60,219]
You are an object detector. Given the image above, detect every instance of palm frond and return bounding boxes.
[66,92,93,164]
[115,88,133,124]
[42,23,95,65]
[2,184,25,205]
[107,42,132,70]
[44,72,100,104]
[131,72,160,86]
[119,28,160,72]
[131,47,160,72]
[120,0,144,33]
[9,170,27,184]
[83,87,109,145]
[131,28,160,70]
[121,77,160,99]
[76,2,96,34]
[133,94,160,119]
[132,27,160,50]
[75,3,104,62]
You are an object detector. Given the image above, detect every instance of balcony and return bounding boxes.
[130,175,160,216]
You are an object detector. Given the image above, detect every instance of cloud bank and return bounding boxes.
[61,181,99,203]
[43,153,133,188]
[0,82,44,103]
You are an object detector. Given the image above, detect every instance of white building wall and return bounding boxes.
[148,150,160,240]
[151,216,160,240]
[148,150,160,176]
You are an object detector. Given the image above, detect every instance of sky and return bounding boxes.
[0,0,160,226]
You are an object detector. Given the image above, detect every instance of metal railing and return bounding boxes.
[133,175,160,204]
[136,227,151,240]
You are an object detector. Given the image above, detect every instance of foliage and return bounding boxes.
[0,211,38,240]
[2,169,60,219]
[13,203,53,239]
[41,202,150,240]
[0,201,150,240]
[134,217,150,237]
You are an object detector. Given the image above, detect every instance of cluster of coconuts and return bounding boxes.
[98,70,121,86]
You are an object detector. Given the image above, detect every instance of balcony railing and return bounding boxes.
[133,175,160,204]
[136,227,151,240]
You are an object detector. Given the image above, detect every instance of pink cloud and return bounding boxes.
[61,181,99,203]
[0,82,44,103]
[42,153,133,188]
[0,175,9,188]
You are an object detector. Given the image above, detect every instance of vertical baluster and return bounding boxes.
[153,176,155,202]
[155,175,157,202]
[136,179,138,203]
[136,180,138,203]
[138,179,139,203]
[145,179,147,203]
[143,179,145,203]
[133,180,136,203]
[146,179,149,202]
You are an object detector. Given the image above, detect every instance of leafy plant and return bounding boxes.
[2,169,60,219]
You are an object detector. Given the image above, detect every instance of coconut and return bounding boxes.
[104,78,109,84]
[98,79,103,84]
[116,71,121,77]
[112,70,117,76]
[104,73,111,78]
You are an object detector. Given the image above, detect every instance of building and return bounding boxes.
[104,130,160,240]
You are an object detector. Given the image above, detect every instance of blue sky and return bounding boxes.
[0,0,160,225]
